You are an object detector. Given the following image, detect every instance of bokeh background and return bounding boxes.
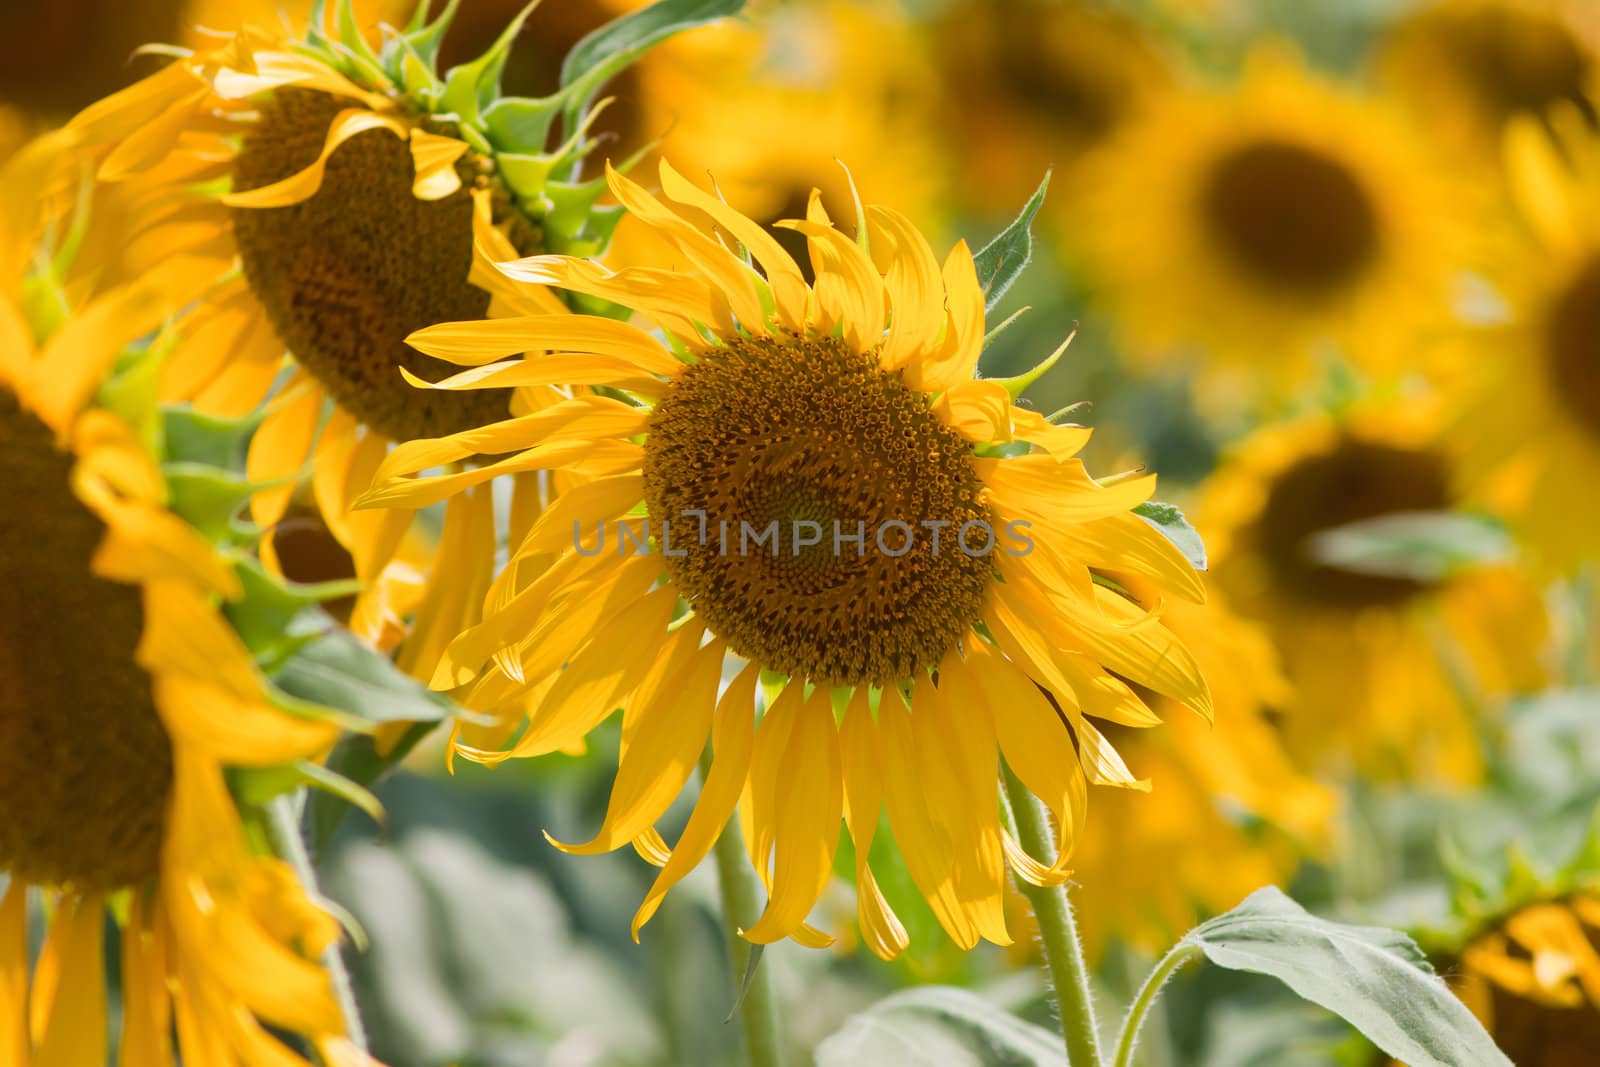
[8,0,1600,1063]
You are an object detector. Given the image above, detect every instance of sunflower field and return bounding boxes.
[2,0,1599,1064]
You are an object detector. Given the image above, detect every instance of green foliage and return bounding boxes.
[816,987,1065,1066]
[1307,511,1513,582]
[973,173,1051,315]
[1175,887,1511,1067]
[1134,501,1208,570]
[272,629,454,726]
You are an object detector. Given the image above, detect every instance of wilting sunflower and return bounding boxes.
[1071,592,1332,960]
[1074,48,1458,388]
[1448,114,1600,569]
[61,0,704,679]
[360,159,1213,955]
[1378,0,1600,164]
[930,0,1173,213]
[0,135,362,1066]
[1202,401,1549,783]
[1446,896,1600,1066]
[611,0,946,274]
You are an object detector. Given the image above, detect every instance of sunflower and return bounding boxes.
[1445,896,1600,1066]
[1201,401,1549,784]
[61,0,685,683]
[358,158,1212,955]
[1071,592,1332,961]
[610,0,947,275]
[0,134,365,1066]
[1073,47,1459,389]
[929,0,1173,214]
[1447,114,1600,570]
[1377,0,1600,164]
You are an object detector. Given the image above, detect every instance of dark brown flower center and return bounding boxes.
[1255,436,1453,610]
[231,89,524,442]
[643,335,992,687]
[1545,255,1600,440]
[1202,140,1381,296]
[0,388,171,890]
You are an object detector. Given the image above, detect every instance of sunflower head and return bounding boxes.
[365,158,1212,955]
[1379,0,1600,160]
[1074,46,1460,385]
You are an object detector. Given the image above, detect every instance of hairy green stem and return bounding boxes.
[1002,764,1103,1067]
[704,752,785,1067]
[1111,942,1201,1067]
[265,793,369,1057]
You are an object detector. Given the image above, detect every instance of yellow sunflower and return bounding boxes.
[1073,47,1459,389]
[610,0,947,272]
[0,135,366,1066]
[929,0,1174,213]
[1201,401,1550,784]
[1377,0,1600,165]
[1071,591,1332,961]
[1450,896,1600,1066]
[61,0,707,684]
[1447,114,1600,570]
[358,158,1213,956]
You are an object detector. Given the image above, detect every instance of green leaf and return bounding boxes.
[307,720,440,852]
[1307,511,1512,582]
[1134,500,1207,571]
[1182,887,1512,1067]
[272,629,453,725]
[972,172,1050,314]
[559,0,745,110]
[815,987,1065,1067]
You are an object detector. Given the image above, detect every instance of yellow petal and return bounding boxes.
[408,129,467,200]
[34,895,107,1067]
[839,689,909,960]
[223,109,408,208]
[119,899,174,1067]
[247,376,324,528]
[867,205,944,373]
[0,881,29,1067]
[405,313,682,374]
[632,663,759,939]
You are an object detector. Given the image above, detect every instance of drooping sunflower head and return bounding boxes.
[1202,402,1549,781]
[1378,0,1600,161]
[1074,47,1460,384]
[61,0,737,674]
[0,133,365,1065]
[365,158,1212,954]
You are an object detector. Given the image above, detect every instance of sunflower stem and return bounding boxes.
[265,792,370,1057]
[704,753,785,1067]
[1001,764,1103,1067]
[1110,942,1200,1067]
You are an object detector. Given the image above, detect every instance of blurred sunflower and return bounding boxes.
[1074,48,1458,388]
[361,159,1213,956]
[1448,114,1600,569]
[1448,896,1600,1066]
[1071,592,1332,960]
[930,0,1173,212]
[1201,402,1548,783]
[1378,0,1600,164]
[61,1,682,681]
[0,135,362,1066]
[612,0,946,274]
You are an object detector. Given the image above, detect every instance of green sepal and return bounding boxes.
[162,405,262,472]
[224,556,348,670]
[543,178,612,248]
[232,760,384,835]
[163,463,259,545]
[97,336,168,458]
[973,171,1050,314]
[438,1,541,127]
[482,96,562,155]
[989,328,1075,395]
[334,0,387,76]
[496,151,564,204]
[399,0,460,70]
[307,720,441,852]
[1134,500,1208,571]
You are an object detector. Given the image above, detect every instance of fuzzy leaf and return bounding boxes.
[816,987,1065,1066]
[272,629,453,725]
[973,172,1050,314]
[1134,500,1207,571]
[1183,887,1512,1067]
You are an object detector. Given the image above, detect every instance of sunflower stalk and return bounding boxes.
[1109,941,1200,1067]
[703,751,785,1067]
[1001,764,1104,1066]
[265,792,370,1057]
